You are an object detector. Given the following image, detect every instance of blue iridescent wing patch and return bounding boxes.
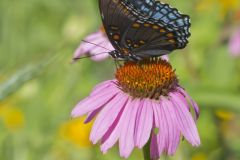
[99,0,191,61]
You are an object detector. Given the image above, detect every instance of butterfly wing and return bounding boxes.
[99,0,191,59]
[123,0,191,57]
[99,0,137,53]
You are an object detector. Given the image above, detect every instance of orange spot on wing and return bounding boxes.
[113,34,120,40]
[132,23,141,28]
[167,33,174,37]
[153,25,160,30]
[144,23,151,27]
[160,29,166,33]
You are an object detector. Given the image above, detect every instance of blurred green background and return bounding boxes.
[0,0,240,160]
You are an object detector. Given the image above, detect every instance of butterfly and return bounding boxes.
[99,0,191,61]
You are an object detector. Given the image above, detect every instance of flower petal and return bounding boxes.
[100,96,131,153]
[90,52,109,61]
[90,80,114,96]
[229,29,240,56]
[89,41,111,61]
[170,93,201,146]
[71,86,119,117]
[84,107,102,124]
[152,100,166,155]
[135,99,153,148]
[161,98,180,155]
[75,32,106,54]
[73,30,114,61]
[90,93,128,144]
[84,31,103,41]
[177,87,200,120]
[101,97,129,153]
[119,99,139,158]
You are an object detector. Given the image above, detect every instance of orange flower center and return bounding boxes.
[115,59,178,99]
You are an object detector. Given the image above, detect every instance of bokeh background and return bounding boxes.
[0,0,240,159]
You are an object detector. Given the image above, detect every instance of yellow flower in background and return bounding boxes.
[215,110,235,121]
[219,0,240,17]
[196,0,240,18]
[215,110,236,137]
[196,0,214,12]
[60,117,93,147]
[192,152,207,160]
[0,103,25,131]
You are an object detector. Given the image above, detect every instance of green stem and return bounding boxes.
[143,140,151,160]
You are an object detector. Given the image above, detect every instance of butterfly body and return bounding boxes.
[99,0,191,61]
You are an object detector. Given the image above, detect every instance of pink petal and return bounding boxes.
[84,31,103,41]
[170,93,201,146]
[90,52,109,61]
[119,99,139,158]
[135,99,153,148]
[89,41,112,61]
[84,107,102,123]
[106,41,114,51]
[161,55,169,61]
[90,80,113,96]
[101,101,129,153]
[161,98,180,155]
[152,101,166,155]
[79,32,106,52]
[89,42,109,53]
[73,30,114,61]
[90,94,128,144]
[71,87,119,117]
[229,29,240,56]
[100,96,131,153]
[177,87,200,120]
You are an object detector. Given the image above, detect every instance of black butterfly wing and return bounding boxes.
[99,0,191,58]
[123,0,191,57]
[99,0,138,53]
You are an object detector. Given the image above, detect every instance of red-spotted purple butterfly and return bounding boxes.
[99,0,191,61]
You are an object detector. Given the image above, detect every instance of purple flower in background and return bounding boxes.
[71,59,200,159]
[73,27,114,61]
[229,29,240,57]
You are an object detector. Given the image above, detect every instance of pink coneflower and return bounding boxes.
[71,59,200,159]
[73,27,114,61]
[229,29,240,57]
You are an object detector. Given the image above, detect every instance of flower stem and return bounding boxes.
[143,140,151,160]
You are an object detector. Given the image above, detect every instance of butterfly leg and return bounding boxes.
[128,53,142,62]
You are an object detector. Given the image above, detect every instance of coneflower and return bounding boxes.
[72,58,200,159]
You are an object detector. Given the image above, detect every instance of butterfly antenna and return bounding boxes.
[72,51,110,63]
[82,40,112,51]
